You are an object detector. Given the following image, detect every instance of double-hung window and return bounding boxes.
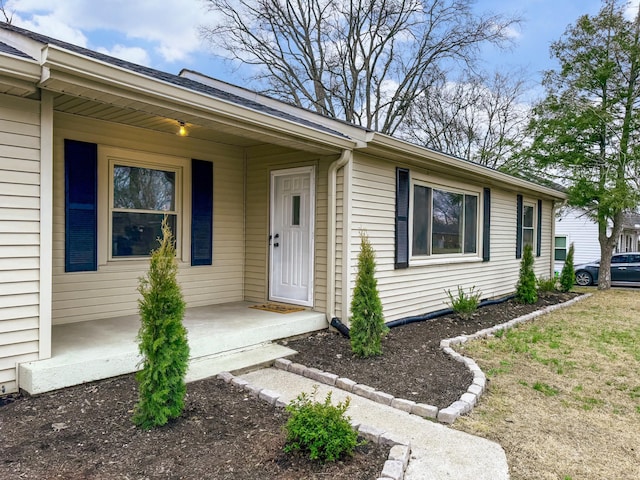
[411,183,479,257]
[522,203,535,250]
[110,162,180,258]
[554,236,567,261]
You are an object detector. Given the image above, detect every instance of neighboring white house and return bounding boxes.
[554,207,602,272]
[554,208,640,272]
[619,213,640,253]
[0,22,566,394]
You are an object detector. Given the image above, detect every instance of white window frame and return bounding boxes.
[522,202,536,252]
[554,235,568,262]
[108,158,182,261]
[409,178,482,265]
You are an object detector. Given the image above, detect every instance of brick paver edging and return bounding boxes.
[216,371,412,480]
[275,293,591,426]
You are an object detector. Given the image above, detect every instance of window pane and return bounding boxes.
[611,255,628,264]
[412,185,430,255]
[292,195,300,226]
[523,205,534,228]
[113,165,175,211]
[555,236,567,248]
[555,249,567,261]
[464,195,478,254]
[523,229,534,248]
[432,189,462,254]
[112,212,176,257]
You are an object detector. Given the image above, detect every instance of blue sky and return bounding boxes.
[3,0,638,99]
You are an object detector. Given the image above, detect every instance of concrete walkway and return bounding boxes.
[240,368,509,480]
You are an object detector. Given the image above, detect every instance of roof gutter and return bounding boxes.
[0,52,40,96]
[327,149,352,322]
[369,133,567,200]
[37,45,357,152]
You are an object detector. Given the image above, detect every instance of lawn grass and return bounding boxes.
[454,289,640,480]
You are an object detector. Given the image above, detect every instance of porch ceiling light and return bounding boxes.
[177,121,188,137]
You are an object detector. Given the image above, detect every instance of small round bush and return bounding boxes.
[284,387,359,463]
[445,285,482,320]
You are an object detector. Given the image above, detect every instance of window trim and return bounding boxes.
[554,235,568,262]
[522,202,536,252]
[409,178,482,265]
[98,146,190,266]
[108,158,182,261]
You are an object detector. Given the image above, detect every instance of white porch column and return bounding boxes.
[38,91,54,359]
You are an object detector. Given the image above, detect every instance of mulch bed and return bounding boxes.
[282,292,579,408]
[0,376,388,479]
[0,291,577,479]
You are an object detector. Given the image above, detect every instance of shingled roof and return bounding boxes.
[0,22,347,138]
[0,38,33,59]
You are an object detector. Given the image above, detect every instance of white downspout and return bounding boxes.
[327,149,352,322]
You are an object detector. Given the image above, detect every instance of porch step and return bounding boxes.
[19,342,297,395]
[18,303,326,395]
[186,343,297,383]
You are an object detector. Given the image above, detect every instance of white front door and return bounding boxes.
[269,167,315,306]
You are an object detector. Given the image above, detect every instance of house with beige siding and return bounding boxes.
[0,23,565,395]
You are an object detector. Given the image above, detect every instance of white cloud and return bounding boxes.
[96,45,151,66]
[13,13,89,47]
[6,0,215,64]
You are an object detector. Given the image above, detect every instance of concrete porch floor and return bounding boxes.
[18,301,327,394]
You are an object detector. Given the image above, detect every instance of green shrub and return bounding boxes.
[445,285,482,319]
[133,219,190,430]
[284,387,359,463]
[559,243,575,292]
[350,231,387,357]
[516,244,538,304]
[536,276,558,293]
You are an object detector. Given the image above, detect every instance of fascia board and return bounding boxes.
[39,45,358,151]
[0,52,40,81]
[0,53,40,96]
[369,133,567,200]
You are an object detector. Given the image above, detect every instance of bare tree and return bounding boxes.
[200,0,519,135]
[0,0,13,24]
[401,69,531,169]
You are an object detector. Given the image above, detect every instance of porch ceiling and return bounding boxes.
[52,92,264,149]
[43,74,348,155]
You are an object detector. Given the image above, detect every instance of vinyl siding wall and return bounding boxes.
[52,113,245,324]
[0,94,41,393]
[554,208,601,271]
[244,148,333,312]
[345,154,555,323]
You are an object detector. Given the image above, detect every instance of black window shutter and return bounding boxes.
[516,194,523,259]
[482,188,491,262]
[65,139,98,272]
[395,168,410,269]
[191,159,213,266]
[536,199,542,257]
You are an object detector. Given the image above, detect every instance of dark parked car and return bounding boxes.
[574,252,640,286]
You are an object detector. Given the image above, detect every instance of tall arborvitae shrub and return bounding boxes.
[350,232,387,357]
[133,219,190,429]
[559,243,575,292]
[516,243,538,304]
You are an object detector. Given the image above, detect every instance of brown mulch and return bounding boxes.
[282,292,579,408]
[0,376,388,479]
[0,291,578,479]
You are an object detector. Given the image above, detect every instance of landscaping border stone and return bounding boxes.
[273,293,591,425]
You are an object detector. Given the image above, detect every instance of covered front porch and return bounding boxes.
[19,302,326,394]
